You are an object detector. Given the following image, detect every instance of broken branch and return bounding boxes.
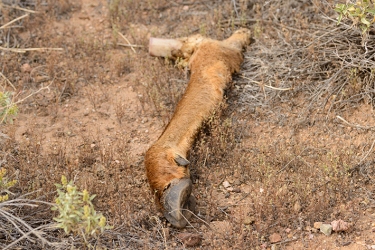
[117,32,137,53]
[0,14,29,30]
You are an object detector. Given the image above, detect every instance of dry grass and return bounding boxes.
[1,0,375,249]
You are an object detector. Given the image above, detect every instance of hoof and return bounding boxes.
[161,178,196,228]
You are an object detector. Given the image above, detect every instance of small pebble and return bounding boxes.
[21,63,31,73]
[223,181,231,188]
[320,224,333,236]
[243,216,255,225]
[269,233,282,243]
[177,232,201,247]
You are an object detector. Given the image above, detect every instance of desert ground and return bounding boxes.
[1,0,375,249]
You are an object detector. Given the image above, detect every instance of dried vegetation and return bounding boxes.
[1,0,375,249]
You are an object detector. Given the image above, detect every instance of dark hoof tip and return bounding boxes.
[161,178,196,228]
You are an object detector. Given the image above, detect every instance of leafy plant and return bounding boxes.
[52,176,110,242]
[335,0,375,34]
[0,91,18,124]
[0,168,17,202]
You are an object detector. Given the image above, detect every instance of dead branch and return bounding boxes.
[0,14,29,30]
[0,46,63,53]
[117,32,137,53]
[0,73,16,90]
[336,115,375,130]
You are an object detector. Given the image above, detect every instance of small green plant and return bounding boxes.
[0,168,17,202]
[335,0,375,34]
[52,176,109,242]
[0,91,18,124]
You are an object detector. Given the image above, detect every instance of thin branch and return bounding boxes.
[240,75,293,91]
[3,4,39,13]
[167,208,211,229]
[0,47,63,53]
[264,84,293,91]
[117,43,144,48]
[3,223,57,250]
[336,115,375,130]
[277,149,307,174]
[0,209,35,243]
[13,83,51,105]
[0,14,29,30]
[231,0,239,18]
[117,32,137,53]
[358,138,375,165]
[0,73,16,90]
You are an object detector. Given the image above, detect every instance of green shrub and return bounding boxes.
[0,92,18,124]
[0,168,17,202]
[52,176,109,241]
[335,0,375,34]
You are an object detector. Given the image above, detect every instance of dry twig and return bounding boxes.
[0,73,16,90]
[2,4,38,13]
[336,115,375,130]
[0,14,29,30]
[117,32,138,53]
[0,46,63,53]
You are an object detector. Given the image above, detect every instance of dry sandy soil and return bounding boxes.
[1,0,375,249]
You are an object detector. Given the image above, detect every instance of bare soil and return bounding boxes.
[1,0,375,249]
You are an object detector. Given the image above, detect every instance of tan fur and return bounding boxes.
[145,29,251,205]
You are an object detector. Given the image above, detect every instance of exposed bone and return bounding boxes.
[145,29,251,228]
[149,34,205,60]
[148,38,183,58]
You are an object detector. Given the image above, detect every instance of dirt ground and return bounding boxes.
[1,0,375,249]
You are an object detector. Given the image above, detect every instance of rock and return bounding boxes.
[331,219,349,232]
[222,181,231,188]
[244,216,255,225]
[21,63,31,73]
[269,233,282,243]
[313,222,322,229]
[309,233,314,240]
[294,201,302,212]
[177,232,201,247]
[271,244,279,250]
[320,224,333,236]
